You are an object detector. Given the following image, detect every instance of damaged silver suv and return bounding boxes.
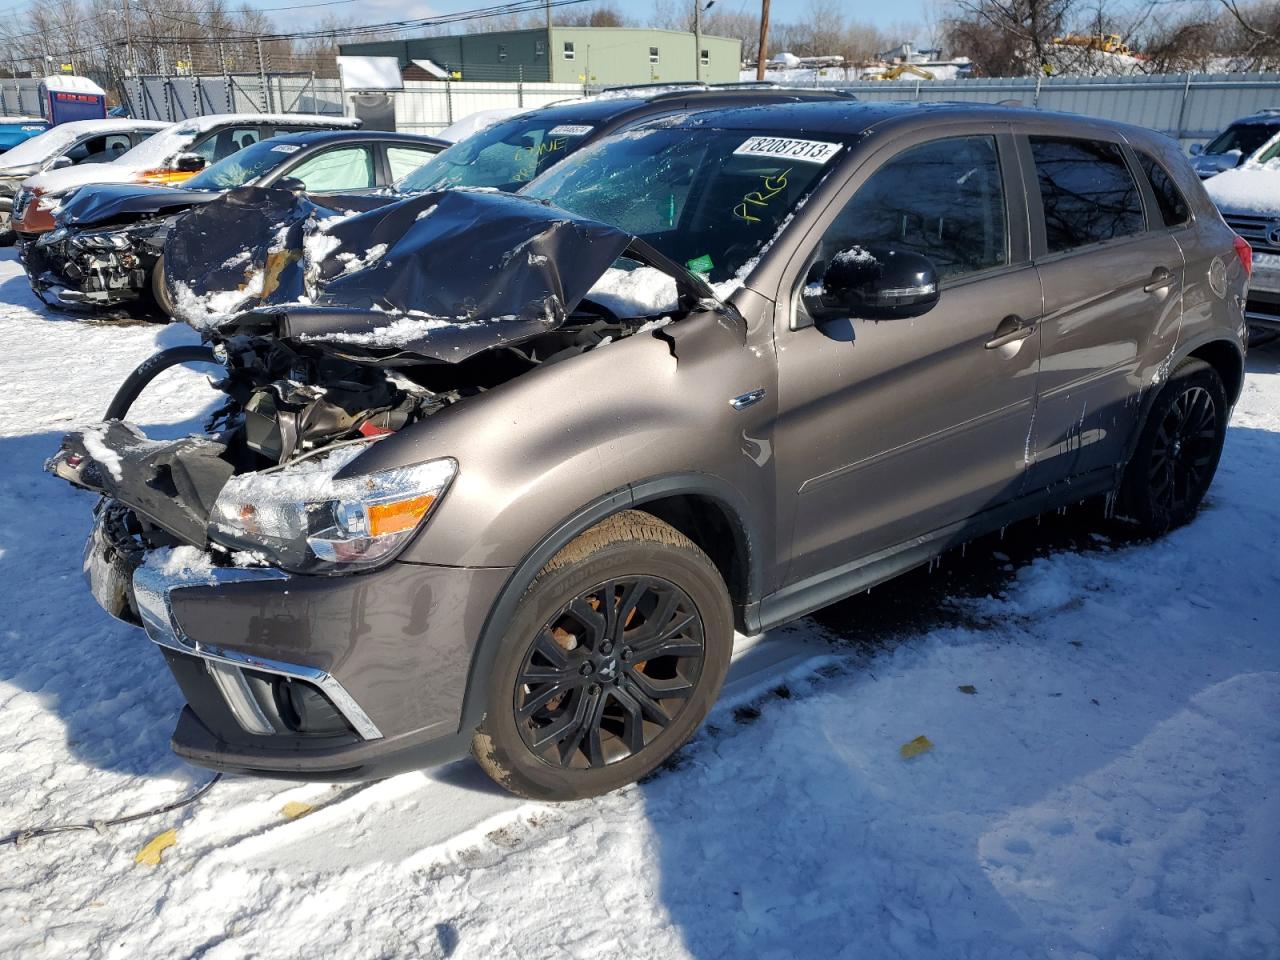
[49,101,1248,800]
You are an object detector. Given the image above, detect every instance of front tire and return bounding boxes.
[472,510,732,801]
[150,255,175,319]
[1119,358,1227,535]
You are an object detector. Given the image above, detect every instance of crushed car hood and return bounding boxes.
[56,182,221,228]
[165,186,717,363]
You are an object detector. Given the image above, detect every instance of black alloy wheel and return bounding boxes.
[1147,385,1219,518]
[1121,358,1228,535]
[514,576,705,770]
[472,510,733,801]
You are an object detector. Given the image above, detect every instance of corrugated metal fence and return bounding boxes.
[111,76,584,135]
[829,73,1280,144]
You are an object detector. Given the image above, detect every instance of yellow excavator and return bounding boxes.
[1051,33,1131,56]
[875,63,936,80]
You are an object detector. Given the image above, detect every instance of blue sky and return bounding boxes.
[251,0,931,38]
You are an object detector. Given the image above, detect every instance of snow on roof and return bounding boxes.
[40,75,105,97]
[167,113,362,134]
[436,107,528,143]
[410,59,450,80]
[337,55,404,91]
[1204,160,1280,216]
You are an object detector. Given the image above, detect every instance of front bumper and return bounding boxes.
[25,231,158,309]
[87,507,511,779]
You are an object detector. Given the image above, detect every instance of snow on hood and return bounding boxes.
[164,185,716,362]
[1205,159,1280,216]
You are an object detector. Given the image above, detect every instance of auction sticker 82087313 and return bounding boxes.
[733,136,842,165]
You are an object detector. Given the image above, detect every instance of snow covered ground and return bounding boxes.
[0,246,1277,958]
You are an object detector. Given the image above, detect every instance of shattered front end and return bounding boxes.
[48,184,727,779]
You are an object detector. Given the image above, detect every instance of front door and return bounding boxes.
[773,131,1042,589]
[1021,133,1185,485]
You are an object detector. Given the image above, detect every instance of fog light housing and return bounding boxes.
[274,677,350,734]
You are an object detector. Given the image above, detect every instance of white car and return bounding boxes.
[12,112,361,239]
[0,118,168,242]
[1206,159,1280,342]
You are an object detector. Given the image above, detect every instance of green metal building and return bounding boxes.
[340,27,742,86]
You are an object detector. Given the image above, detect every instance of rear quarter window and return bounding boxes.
[1030,137,1145,254]
[1136,151,1190,228]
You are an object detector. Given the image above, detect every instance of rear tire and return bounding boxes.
[471,510,733,801]
[1119,359,1227,535]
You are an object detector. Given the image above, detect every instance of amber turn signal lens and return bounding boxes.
[367,494,437,537]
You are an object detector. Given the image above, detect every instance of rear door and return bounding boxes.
[382,143,440,185]
[1019,128,1185,486]
[772,127,1042,586]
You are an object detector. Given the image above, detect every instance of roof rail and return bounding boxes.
[599,81,709,95]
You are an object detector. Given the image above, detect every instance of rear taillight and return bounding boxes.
[1234,235,1253,279]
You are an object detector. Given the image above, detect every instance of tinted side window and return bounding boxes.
[386,145,436,181]
[287,146,375,191]
[192,127,260,163]
[1030,137,1145,253]
[819,135,1008,280]
[1137,151,1189,227]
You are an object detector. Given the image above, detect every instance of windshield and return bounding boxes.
[114,122,199,168]
[0,125,80,168]
[524,127,844,284]
[397,114,595,193]
[1203,122,1280,158]
[183,138,297,190]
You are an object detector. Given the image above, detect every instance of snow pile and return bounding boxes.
[1205,159,1280,215]
[586,265,679,317]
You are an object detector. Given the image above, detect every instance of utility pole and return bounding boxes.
[694,0,702,83]
[255,37,269,111]
[755,0,770,81]
[122,0,134,76]
[545,0,551,30]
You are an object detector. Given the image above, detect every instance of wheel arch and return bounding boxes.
[456,473,759,733]
[1185,336,1244,406]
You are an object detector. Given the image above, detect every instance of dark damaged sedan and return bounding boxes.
[49,102,1248,800]
[23,129,447,313]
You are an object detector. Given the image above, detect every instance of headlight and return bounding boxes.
[208,442,457,573]
[36,226,68,247]
[71,231,132,251]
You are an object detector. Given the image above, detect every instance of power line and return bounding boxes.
[3,0,601,61]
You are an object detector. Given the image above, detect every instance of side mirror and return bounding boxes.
[1189,143,1203,156]
[173,153,206,173]
[804,245,940,321]
[51,155,73,169]
[274,176,306,194]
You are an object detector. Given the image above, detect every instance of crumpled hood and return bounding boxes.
[165,186,709,363]
[55,182,219,228]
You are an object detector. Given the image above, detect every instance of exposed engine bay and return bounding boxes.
[47,185,740,604]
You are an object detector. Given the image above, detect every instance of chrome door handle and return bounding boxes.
[985,315,1035,350]
[1144,267,1175,293]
